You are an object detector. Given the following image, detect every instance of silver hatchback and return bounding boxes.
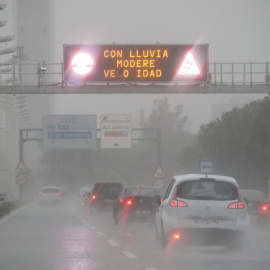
[154,174,250,249]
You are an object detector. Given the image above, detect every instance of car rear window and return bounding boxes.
[123,187,156,197]
[177,180,238,201]
[93,183,122,197]
[41,187,60,194]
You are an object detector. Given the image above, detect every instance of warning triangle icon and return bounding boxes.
[178,51,201,75]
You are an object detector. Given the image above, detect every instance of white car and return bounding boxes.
[38,187,63,204]
[154,174,250,249]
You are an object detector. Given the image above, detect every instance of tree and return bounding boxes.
[140,96,187,130]
[196,97,270,190]
[139,96,196,179]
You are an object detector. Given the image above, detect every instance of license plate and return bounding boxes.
[194,219,219,225]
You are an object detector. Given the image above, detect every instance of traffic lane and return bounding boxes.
[0,202,152,270]
[79,209,270,270]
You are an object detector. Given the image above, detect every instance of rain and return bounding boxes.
[0,1,270,270]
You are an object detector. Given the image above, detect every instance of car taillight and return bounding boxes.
[228,202,245,209]
[173,233,181,239]
[40,193,44,197]
[169,200,188,207]
[92,195,96,200]
[127,200,132,205]
[119,198,125,203]
[57,193,62,197]
[81,202,84,206]
[261,204,269,212]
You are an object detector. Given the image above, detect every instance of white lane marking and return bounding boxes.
[96,231,105,236]
[121,251,138,259]
[89,226,95,230]
[107,239,119,247]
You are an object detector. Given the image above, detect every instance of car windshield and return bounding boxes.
[123,187,156,197]
[241,190,267,201]
[177,180,238,201]
[41,188,60,194]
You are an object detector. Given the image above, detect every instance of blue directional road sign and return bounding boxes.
[43,115,97,149]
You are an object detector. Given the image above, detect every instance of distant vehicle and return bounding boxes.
[241,189,270,226]
[79,187,93,208]
[154,174,250,249]
[38,187,63,204]
[89,182,123,214]
[113,185,159,226]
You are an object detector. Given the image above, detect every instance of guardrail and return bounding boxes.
[0,199,25,218]
[0,62,269,87]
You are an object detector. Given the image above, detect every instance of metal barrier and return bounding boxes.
[0,199,25,218]
[0,61,269,87]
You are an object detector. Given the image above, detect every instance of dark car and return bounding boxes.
[241,189,270,226]
[113,185,159,226]
[89,182,123,214]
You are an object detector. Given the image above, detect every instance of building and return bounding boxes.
[0,0,55,199]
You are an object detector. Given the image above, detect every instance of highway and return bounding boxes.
[0,197,270,270]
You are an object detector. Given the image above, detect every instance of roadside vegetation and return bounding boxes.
[35,96,270,193]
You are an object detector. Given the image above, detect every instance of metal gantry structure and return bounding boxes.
[0,61,269,94]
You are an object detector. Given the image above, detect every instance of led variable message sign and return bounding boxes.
[63,44,209,84]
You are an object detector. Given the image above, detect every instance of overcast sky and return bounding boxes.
[52,0,269,133]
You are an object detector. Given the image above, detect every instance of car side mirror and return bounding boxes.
[153,195,161,205]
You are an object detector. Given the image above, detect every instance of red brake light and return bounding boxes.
[127,200,132,205]
[40,193,44,197]
[57,193,62,197]
[228,202,245,209]
[261,205,269,212]
[170,200,187,207]
[170,200,177,207]
[81,202,84,206]
[228,203,237,209]
[119,198,125,203]
[178,201,188,207]
[238,202,245,209]
[92,195,96,200]
[173,234,181,239]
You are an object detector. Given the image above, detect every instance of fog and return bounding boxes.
[52,0,270,133]
[1,199,270,270]
[1,2,270,269]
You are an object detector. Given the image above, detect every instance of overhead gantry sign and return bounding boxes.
[63,44,209,84]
